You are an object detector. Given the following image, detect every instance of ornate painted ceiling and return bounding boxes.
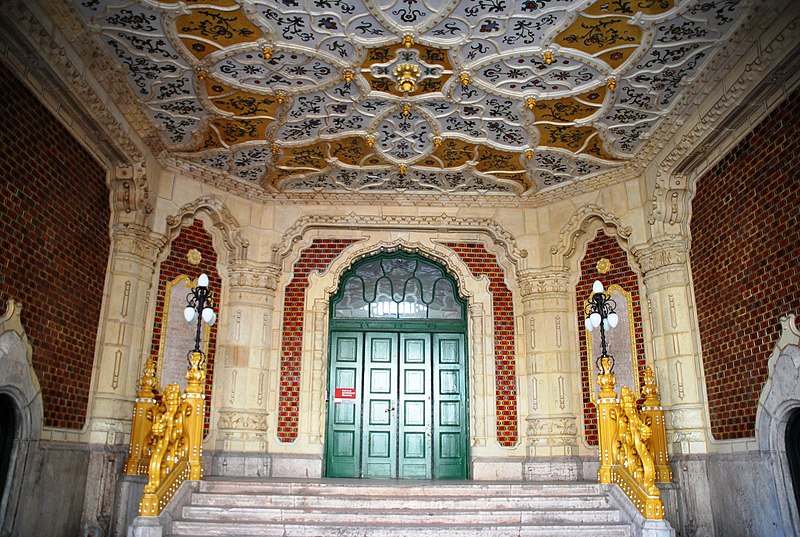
[73,0,749,196]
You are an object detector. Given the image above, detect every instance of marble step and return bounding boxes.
[181,505,622,525]
[189,493,611,510]
[170,521,632,537]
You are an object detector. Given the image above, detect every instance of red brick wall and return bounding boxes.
[576,230,647,445]
[442,242,518,447]
[149,220,220,436]
[278,238,360,441]
[690,90,800,440]
[0,66,109,429]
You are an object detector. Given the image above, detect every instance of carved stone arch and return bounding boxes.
[549,204,634,275]
[755,314,800,537]
[164,196,248,267]
[0,299,43,535]
[322,238,475,304]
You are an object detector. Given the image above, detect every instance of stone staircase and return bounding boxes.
[166,478,633,536]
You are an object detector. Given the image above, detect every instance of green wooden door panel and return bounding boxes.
[433,333,468,479]
[326,332,363,477]
[326,330,468,480]
[362,333,398,478]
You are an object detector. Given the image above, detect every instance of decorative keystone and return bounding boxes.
[525,148,534,160]
[342,70,355,83]
[460,72,471,85]
[607,77,617,90]
[542,50,555,65]
[261,45,274,60]
[525,96,537,111]
[402,35,414,48]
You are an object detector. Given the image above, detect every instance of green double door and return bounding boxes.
[325,331,468,479]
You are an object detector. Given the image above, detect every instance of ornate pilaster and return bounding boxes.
[632,235,710,454]
[86,221,166,444]
[518,269,580,458]
[213,261,280,453]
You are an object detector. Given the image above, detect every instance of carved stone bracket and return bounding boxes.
[165,196,249,262]
[112,223,168,264]
[111,163,153,227]
[272,213,527,268]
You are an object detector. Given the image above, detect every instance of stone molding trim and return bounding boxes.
[0,299,44,535]
[0,0,148,163]
[166,196,249,264]
[647,6,800,231]
[517,269,571,297]
[228,262,281,292]
[271,213,527,268]
[755,313,800,537]
[549,205,632,263]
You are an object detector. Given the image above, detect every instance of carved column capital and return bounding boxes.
[111,223,167,265]
[631,235,689,279]
[228,262,281,293]
[517,269,571,299]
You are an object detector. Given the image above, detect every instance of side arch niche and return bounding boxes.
[0,299,43,535]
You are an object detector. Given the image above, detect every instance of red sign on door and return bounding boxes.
[335,387,356,399]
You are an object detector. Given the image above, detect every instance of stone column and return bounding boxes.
[86,223,166,445]
[633,236,710,453]
[211,261,280,475]
[518,269,581,479]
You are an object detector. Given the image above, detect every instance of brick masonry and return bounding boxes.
[690,89,800,440]
[576,230,647,445]
[149,219,220,436]
[0,65,109,429]
[442,242,518,447]
[277,238,361,441]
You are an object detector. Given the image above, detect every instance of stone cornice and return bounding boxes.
[272,213,527,268]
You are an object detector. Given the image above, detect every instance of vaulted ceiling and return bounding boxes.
[70,0,749,197]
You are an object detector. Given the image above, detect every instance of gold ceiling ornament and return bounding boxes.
[606,77,617,90]
[542,50,555,65]
[196,69,208,81]
[525,97,537,111]
[260,45,273,60]
[398,164,407,175]
[393,63,422,93]
[187,248,202,266]
[402,35,414,48]
[342,69,355,83]
[525,149,534,160]
[365,134,375,147]
[597,258,612,274]
[401,104,412,117]
[459,72,471,85]
[432,136,442,148]
[270,142,279,154]
[275,92,287,104]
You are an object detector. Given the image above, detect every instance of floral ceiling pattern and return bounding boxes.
[74,0,747,196]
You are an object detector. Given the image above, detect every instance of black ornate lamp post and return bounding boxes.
[183,273,217,358]
[584,280,620,371]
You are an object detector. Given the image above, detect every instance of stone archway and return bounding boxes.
[756,314,800,537]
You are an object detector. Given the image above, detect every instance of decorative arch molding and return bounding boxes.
[321,238,475,304]
[165,196,249,264]
[756,313,800,537]
[271,213,528,269]
[0,299,43,535]
[549,205,633,268]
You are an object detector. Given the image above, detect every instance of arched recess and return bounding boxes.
[756,314,800,537]
[268,217,526,466]
[0,299,43,535]
[549,206,648,447]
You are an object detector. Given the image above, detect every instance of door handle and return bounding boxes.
[385,406,396,413]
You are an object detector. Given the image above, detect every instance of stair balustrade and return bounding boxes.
[124,351,206,516]
[595,359,671,519]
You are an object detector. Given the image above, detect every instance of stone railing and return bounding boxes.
[124,352,205,516]
[595,359,671,519]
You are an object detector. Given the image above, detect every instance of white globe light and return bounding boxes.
[603,318,610,332]
[585,317,593,332]
[202,307,214,324]
[608,312,620,328]
[592,280,604,295]
[590,312,602,328]
[184,306,196,323]
[209,311,217,326]
[197,274,210,288]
